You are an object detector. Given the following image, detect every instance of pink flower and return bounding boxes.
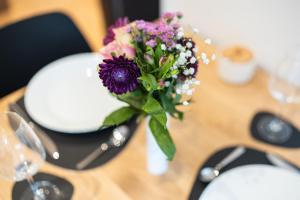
[113,24,132,45]
[120,44,135,59]
[103,17,129,45]
[100,41,135,59]
[100,41,118,59]
[100,23,135,59]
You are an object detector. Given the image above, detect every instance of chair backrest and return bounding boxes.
[0,12,91,97]
[102,0,159,27]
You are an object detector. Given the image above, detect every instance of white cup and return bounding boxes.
[218,45,257,84]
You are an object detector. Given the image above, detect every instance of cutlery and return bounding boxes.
[199,146,246,182]
[76,125,130,170]
[267,153,299,174]
[9,103,60,160]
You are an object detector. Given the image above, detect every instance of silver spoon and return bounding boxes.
[76,125,130,170]
[9,103,60,160]
[199,146,246,182]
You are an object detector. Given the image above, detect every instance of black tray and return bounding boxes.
[11,97,139,170]
[189,146,299,200]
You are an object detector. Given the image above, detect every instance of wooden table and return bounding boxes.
[1,57,300,199]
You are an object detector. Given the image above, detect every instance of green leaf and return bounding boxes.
[159,93,184,120]
[144,54,155,65]
[102,107,137,127]
[154,44,163,65]
[159,93,174,112]
[173,109,184,120]
[133,41,144,59]
[142,95,163,114]
[165,69,179,78]
[153,112,167,127]
[146,46,155,56]
[142,95,167,127]
[149,117,176,160]
[173,94,182,104]
[139,74,158,92]
[117,89,146,109]
[159,54,175,79]
[144,46,155,66]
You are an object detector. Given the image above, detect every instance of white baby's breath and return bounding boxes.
[164,81,170,87]
[189,67,195,75]
[186,42,193,49]
[190,57,197,64]
[183,69,190,76]
[176,31,184,39]
[183,101,189,106]
[185,50,192,58]
[176,44,182,50]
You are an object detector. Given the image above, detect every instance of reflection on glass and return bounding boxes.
[258,48,300,143]
[0,112,64,199]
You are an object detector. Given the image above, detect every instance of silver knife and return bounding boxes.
[267,153,299,174]
[9,103,60,160]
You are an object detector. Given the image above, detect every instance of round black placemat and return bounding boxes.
[250,111,300,148]
[188,146,299,200]
[12,172,73,200]
[12,97,139,170]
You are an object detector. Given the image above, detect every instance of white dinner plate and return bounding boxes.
[199,164,300,200]
[25,53,126,133]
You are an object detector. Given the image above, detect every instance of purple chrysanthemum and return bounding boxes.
[103,17,129,45]
[99,56,141,95]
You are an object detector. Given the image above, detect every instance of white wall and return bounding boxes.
[161,0,300,72]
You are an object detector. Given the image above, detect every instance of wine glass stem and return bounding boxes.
[27,175,35,190]
[26,175,45,200]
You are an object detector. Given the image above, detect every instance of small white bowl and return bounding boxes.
[218,45,257,84]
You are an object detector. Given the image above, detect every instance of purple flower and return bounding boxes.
[99,56,141,95]
[136,20,176,47]
[103,17,129,45]
[136,20,158,35]
[136,20,147,30]
[145,39,157,47]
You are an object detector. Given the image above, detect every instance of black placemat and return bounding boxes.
[12,97,139,170]
[12,172,73,200]
[250,111,300,148]
[188,146,299,200]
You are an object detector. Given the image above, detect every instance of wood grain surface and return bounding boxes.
[1,1,300,199]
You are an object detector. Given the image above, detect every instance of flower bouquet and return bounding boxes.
[98,12,206,161]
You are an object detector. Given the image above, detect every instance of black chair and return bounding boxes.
[0,12,91,98]
[101,0,159,27]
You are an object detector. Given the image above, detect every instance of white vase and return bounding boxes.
[146,115,169,176]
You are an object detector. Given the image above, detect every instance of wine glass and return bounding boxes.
[0,112,64,199]
[257,47,300,143]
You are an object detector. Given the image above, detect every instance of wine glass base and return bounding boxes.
[257,115,292,144]
[21,181,64,200]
